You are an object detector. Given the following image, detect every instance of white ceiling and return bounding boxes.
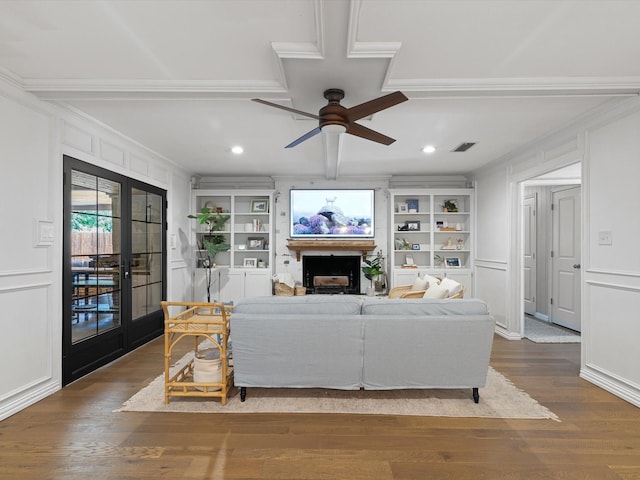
[2,0,639,179]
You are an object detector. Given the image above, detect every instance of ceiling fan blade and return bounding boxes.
[285,127,322,148]
[252,98,320,120]
[346,123,396,145]
[346,91,408,122]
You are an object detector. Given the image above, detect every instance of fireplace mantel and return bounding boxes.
[286,239,376,261]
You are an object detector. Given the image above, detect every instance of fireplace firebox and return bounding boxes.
[302,255,361,294]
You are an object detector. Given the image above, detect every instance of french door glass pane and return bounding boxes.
[131,189,164,321]
[70,171,122,344]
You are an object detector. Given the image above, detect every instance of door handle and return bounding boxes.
[573,264,581,269]
[122,262,130,279]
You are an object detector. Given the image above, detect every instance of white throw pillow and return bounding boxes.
[411,276,429,291]
[422,274,441,287]
[423,283,449,299]
[439,277,462,297]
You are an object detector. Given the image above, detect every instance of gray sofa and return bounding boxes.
[230,295,495,403]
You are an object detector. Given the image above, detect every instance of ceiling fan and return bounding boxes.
[252,89,408,148]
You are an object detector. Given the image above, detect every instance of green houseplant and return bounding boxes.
[362,251,385,296]
[188,207,231,301]
[442,199,458,212]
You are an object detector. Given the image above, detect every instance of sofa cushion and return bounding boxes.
[423,283,449,299]
[234,295,364,315]
[361,298,489,316]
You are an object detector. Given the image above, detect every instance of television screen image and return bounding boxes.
[290,189,375,237]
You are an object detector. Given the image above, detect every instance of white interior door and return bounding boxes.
[551,186,581,332]
[523,195,537,316]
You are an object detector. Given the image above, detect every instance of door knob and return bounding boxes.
[573,264,581,269]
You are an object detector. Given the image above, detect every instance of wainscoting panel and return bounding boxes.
[62,122,95,155]
[0,282,59,420]
[584,280,640,394]
[99,139,126,167]
[475,261,509,333]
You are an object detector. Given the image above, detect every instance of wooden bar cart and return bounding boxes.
[160,301,233,405]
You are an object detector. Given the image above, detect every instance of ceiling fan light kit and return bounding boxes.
[252,89,408,148]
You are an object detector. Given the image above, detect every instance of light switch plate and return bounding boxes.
[598,230,612,245]
[34,219,54,247]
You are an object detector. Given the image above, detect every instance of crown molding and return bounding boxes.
[0,66,23,90]
[386,76,640,96]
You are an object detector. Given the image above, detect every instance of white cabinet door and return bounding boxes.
[219,268,244,303]
[393,269,426,287]
[193,268,220,302]
[244,269,272,297]
[218,268,272,303]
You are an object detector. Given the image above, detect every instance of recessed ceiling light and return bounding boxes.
[231,145,244,154]
[422,145,436,154]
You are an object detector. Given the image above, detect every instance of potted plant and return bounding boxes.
[362,251,385,296]
[188,207,231,301]
[442,199,458,212]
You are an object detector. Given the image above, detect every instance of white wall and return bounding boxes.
[581,109,640,404]
[473,97,640,407]
[0,83,60,419]
[474,166,510,331]
[0,77,192,420]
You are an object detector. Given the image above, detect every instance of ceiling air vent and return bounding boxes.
[451,142,476,152]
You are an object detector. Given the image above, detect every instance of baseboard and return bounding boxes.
[495,324,521,340]
[0,380,60,421]
[581,365,640,408]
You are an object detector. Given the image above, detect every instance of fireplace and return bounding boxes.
[303,255,361,294]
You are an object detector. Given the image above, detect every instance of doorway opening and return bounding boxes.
[519,162,582,340]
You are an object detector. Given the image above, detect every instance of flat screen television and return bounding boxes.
[290,189,374,237]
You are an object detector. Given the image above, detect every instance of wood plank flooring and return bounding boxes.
[1,335,639,479]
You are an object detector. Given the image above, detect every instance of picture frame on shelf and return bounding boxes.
[411,243,420,250]
[247,237,264,250]
[406,198,419,213]
[398,203,408,213]
[445,257,461,268]
[250,199,268,213]
[237,244,247,250]
[405,220,420,231]
[243,257,257,268]
[404,254,414,265]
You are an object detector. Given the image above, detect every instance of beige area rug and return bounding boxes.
[115,349,559,421]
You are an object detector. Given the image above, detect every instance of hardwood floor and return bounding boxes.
[1,335,639,479]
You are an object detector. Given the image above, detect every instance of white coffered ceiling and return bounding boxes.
[1,0,639,179]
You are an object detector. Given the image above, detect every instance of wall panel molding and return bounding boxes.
[62,122,94,155]
[99,139,126,167]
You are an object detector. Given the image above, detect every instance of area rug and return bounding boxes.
[524,316,581,343]
[115,349,559,421]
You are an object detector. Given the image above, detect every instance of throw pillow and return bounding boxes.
[411,276,429,291]
[422,274,441,287]
[423,283,449,299]
[439,277,462,297]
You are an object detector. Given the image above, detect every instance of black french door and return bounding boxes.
[62,156,166,385]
